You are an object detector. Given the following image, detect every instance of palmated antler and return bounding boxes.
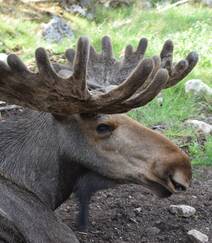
[0,36,198,115]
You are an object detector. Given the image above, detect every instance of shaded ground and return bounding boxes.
[57,167,212,243]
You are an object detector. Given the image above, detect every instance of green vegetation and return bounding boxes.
[0,1,211,165]
[190,136,212,165]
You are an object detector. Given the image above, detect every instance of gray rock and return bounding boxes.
[185,120,212,135]
[0,101,6,105]
[204,116,212,125]
[185,79,212,96]
[201,0,212,7]
[169,205,196,217]
[134,207,142,213]
[42,16,74,43]
[187,229,208,243]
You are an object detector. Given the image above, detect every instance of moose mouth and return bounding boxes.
[145,175,188,198]
[145,179,173,198]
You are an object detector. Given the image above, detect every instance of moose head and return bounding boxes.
[0,36,198,202]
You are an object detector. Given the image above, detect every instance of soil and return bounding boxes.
[56,167,212,243]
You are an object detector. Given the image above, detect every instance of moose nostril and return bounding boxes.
[169,176,187,192]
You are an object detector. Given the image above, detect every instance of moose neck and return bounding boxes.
[0,110,84,209]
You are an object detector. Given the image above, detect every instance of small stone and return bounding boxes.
[155,220,162,225]
[134,207,142,213]
[169,205,196,217]
[187,229,208,243]
[185,120,212,135]
[65,205,71,212]
[0,101,6,105]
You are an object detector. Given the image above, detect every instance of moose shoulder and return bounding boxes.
[0,36,198,242]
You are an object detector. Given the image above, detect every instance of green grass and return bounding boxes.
[190,136,212,165]
[0,2,211,165]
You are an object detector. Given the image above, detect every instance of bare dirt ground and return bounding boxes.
[57,167,212,243]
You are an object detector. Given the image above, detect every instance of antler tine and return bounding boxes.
[7,54,29,74]
[123,37,148,62]
[73,37,89,82]
[135,38,148,55]
[35,48,59,85]
[160,40,198,88]
[160,39,173,73]
[0,56,37,108]
[102,36,113,59]
[165,51,198,88]
[69,37,91,100]
[124,44,133,58]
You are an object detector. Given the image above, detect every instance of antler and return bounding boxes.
[0,36,198,115]
[160,40,198,88]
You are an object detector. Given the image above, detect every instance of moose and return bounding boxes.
[0,35,198,242]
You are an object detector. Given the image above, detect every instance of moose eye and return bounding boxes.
[96,124,113,134]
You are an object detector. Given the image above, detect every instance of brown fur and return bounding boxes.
[75,113,191,196]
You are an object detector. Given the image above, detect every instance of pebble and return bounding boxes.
[134,207,142,213]
[169,205,196,217]
[187,229,208,243]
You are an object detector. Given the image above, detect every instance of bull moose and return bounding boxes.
[0,36,198,242]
